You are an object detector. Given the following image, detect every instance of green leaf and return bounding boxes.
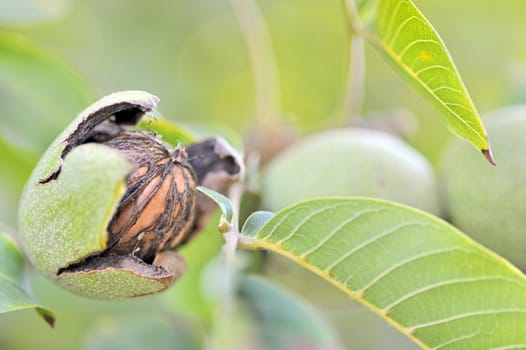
[206,290,261,350]
[241,211,274,237]
[364,0,492,161]
[239,275,344,349]
[196,186,234,222]
[239,198,526,349]
[135,116,196,146]
[0,233,55,327]
[85,315,199,350]
[0,32,94,153]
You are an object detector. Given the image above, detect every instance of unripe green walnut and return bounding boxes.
[262,128,440,215]
[441,106,526,270]
[18,91,243,299]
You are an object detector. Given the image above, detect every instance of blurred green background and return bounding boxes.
[1,0,526,349]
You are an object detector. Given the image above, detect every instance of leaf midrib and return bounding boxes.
[238,238,431,350]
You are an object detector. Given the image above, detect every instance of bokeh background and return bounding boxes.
[1,0,526,349]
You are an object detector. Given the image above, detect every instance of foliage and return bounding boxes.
[1,0,525,349]
[0,233,54,326]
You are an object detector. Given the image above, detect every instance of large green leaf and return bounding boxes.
[85,315,199,350]
[363,0,493,162]
[0,233,54,326]
[0,32,94,153]
[239,198,526,349]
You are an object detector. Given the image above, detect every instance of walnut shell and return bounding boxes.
[103,131,197,262]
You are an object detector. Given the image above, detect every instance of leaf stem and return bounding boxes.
[222,182,244,265]
[341,0,366,124]
[228,0,281,125]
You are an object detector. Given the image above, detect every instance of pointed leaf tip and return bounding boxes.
[482,148,496,166]
[38,309,56,328]
[196,186,234,222]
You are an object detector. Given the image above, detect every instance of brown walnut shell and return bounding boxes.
[102,131,197,262]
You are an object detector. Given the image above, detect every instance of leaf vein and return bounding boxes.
[445,102,472,112]
[381,0,410,44]
[432,330,481,350]
[409,309,526,331]
[397,39,441,61]
[487,345,526,350]
[299,208,383,259]
[324,222,431,274]
[432,85,463,94]
[415,64,452,76]
[274,204,347,246]
[358,247,464,293]
[259,210,297,240]
[388,16,427,48]
[384,276,526,312]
